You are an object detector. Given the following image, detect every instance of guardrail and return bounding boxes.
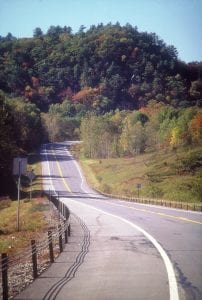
[94,188,202,212]
[0,193,70,300]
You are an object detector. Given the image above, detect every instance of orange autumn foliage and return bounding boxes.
[190,113,202,141]
[72,86,99,105]
[139,101,165,117]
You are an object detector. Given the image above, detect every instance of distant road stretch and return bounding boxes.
[41,142,202,300]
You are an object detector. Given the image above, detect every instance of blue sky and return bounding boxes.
[0,0,202,63]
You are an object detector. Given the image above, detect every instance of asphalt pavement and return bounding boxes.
[15,142,202,300]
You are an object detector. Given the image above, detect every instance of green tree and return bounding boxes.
[0,92,18,195]
[120,114,147,155]
[5,97,42,150]
[80,114,118,158]
[33,27,43,37]
[42,101,80,142]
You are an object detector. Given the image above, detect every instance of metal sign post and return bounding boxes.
[17,161,21,231]
[13,157,27,231]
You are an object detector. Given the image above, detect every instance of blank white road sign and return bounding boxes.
[13,157,27,176]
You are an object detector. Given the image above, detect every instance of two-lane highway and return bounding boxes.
[17,142,202,300]
[43,142,202,300]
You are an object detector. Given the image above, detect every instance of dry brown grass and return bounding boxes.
[0,197,53,254]
[80,145,202,203]
[0,153,57,255]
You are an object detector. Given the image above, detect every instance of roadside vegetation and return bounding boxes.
[0,197,51,254]
[78,104,202,203]
[0,23,201,211]
[0,154,56,255]
[1,23,202,197]
[80,144,202,203]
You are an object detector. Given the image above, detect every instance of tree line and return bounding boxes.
[0,23,202,196]
[80,102,202,158]
[0,23,202,113]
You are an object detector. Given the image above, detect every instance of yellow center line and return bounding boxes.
[51,146,202,226]
[55,159,71,192]
[179,217,202,225]
[156,211,202,224]
[105,202,202,225]
[51,146,71,192]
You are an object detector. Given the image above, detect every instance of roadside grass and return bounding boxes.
[80,144,202,203]
[0,152,54,255]
[0,198,51,254]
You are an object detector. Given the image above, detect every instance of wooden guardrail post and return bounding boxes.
[31,240,38,279]
[63,220,68,244]
[65,207,69,220]
[48,231,54,263]
[58,225,63,253]
[65,227,68,244]
[68,224,71,237]
[1,253,8,300]
[57,193,60,219]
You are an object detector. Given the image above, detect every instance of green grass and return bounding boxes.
[80,144,202,203]
[0,198,50,254]
[0,152,52,254]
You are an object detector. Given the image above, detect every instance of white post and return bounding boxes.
[17,160,21,231]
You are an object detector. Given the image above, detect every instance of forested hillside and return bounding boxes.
[0,23,202,196]
[1,23,202,111]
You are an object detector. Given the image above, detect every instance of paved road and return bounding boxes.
[16,142,202,300]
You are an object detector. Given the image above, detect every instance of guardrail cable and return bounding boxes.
[0,191,70,300]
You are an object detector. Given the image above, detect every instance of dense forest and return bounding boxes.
[80,103,201,157]
[0,23,202,196]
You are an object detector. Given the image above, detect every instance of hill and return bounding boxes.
[0,23,202,196]
[0,23,202,113]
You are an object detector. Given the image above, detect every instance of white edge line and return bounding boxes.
[68,148,179,300]
[65,197,179,300]
[47,144,179,300]
[43,144,57,196]
[68,148,201,216]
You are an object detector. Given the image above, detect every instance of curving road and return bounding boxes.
[16,142,202,300]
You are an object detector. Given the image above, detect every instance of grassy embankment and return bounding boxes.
[79,144,202,204]
[0,154,52,254]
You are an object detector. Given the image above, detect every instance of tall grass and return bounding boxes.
[0,152,52,254]
[0,199,50,253]
[80,145,202,203]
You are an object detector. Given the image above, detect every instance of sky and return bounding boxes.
[0,0,202,63]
